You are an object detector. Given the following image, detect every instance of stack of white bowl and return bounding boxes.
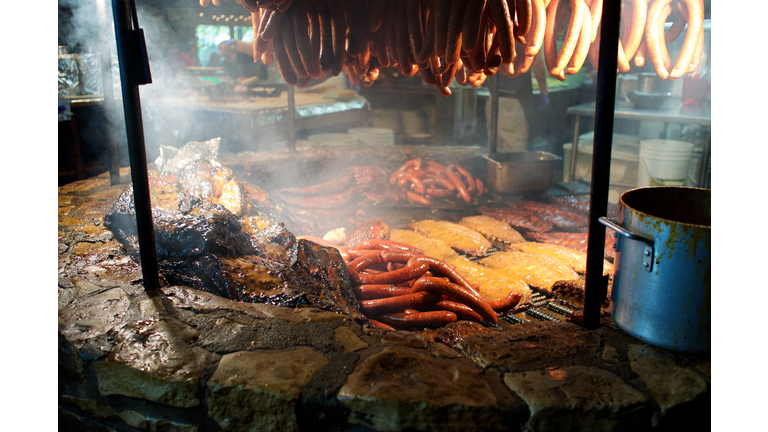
[347,127,395,146]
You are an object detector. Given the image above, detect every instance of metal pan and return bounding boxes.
[483,151,561,194]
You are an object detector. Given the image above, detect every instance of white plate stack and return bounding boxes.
[347,127,395,146]
[306,133,358,147]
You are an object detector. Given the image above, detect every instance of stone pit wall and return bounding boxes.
[58,169,711,432]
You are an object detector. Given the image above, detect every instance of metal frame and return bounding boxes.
[115,1,622,323]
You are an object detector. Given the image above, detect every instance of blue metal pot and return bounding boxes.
[599,187,711,353]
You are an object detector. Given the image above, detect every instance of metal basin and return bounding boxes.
[484,151,560,194]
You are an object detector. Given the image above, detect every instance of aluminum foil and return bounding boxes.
[58,54,80,96]
[77,53,102,95]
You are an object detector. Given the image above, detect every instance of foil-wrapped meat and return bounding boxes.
[105,149,362,320]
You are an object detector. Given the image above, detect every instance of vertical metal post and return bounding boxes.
[112,0,160,293]
[568,115,580,181]
[488,74,500,155]
[583,0,622,330]
[96,0,122,185]
[287,85,297,152]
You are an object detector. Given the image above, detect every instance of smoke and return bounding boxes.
[59,0,313,181]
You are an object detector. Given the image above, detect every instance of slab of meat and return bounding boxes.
[388,229,458,261]
[479,251,580,292]
[408,220,492,257]
[547,195,619,218]
[479,205,553,233]
[524,231,616,260]
[459,215,526,245]
[444,256,533,308]
[160,239,364,323]
[512,200,588,231]
[507,242,613,276]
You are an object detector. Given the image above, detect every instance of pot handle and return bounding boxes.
[482,154,503,169]
[598,217,655,272]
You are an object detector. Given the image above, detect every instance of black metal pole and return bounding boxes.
[287,85,296,152]
[583,1,622,330]
[111,0,160,293]
[488,73,500,155]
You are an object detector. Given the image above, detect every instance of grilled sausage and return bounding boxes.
[325,0,346,75]
[407,191,432,206]
[273,26,299,85]
[281,11,310,78]
[565,4,590,75]
[358,291,442,315]
[549,0,586,78]
[292,0,320,78]
[309,0,335,72]
[462,0,487,53]
[434,300,485,322]
[524,0,546,56]
[621,0,647,61]
[515,0,532,39]
[587,0,601,43]
[447,164,476,194]
[646,0,672,79]
[434,0,453,58]
[446,0,470,64]
[419,0,437,62]
[669,0,703,79]
[488,0,516,63]
[445,165,471,202]
[369,0,387,33]
[354,284,414,300]
[665,2,687,42]
[368,318,395,330]
[412,277,498,323]
[486,292,522,312]
[407,256,478,294]
[407,0,426,60]
[634,36,648,67]
[347,251,382,273]
[352,261,431,285]
[377,310,458,328]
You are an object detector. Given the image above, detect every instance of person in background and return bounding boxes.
[218,39,261,81]
[208,52,222,67]
[486,49,549,152]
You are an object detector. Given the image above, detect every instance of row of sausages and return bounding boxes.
[339,239,521,330]
[584,0,705,80]
[389,158,486,206]
[201,0,704,90]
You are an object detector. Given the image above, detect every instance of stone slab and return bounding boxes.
[504,366,648,432]
[94,317,213,408]
[628,344,708,426]
[338,346,500,432]
[206,347,328,432]
[456,321,602,369]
